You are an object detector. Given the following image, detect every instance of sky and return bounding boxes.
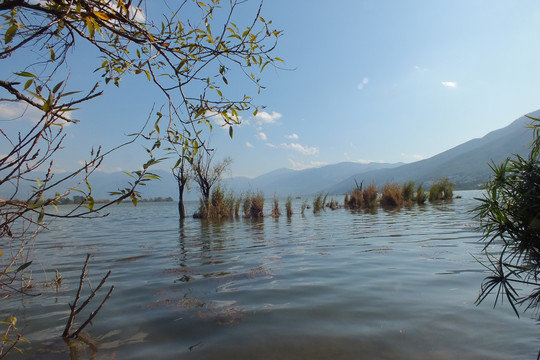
[3,0,540,179]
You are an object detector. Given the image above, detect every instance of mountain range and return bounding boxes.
[2,110,537,201]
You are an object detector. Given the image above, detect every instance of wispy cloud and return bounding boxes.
[441,81,457,88]
[400,153,425,162]
[281,142,318,155]
[289,159,328,171]
[357,77,369,90]
[0,102,73,126]
[254,111,282,126]
[285,133,299,140]
[256,132,267,141]
[246,141,254,148]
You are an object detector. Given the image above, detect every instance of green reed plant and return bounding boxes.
[416,184,427,204]
[313,193,325,213]
[428,178,454,202]
[401,181,415,204]
[348,187,364,209]
[242,192,251,217]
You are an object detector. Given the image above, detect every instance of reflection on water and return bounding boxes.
[5,191,540,359]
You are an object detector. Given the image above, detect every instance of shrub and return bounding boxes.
[286,196,293,217]
[475,116,540,316]
[380,182,402,208]
[343,194,350,208]
[250,192,264,218]
[363,183,378,209]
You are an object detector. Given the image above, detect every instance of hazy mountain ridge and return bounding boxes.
[2,110,536,200]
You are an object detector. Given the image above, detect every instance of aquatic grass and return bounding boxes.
[250,192,264,218]
[286,196,293,217]
[301,199,308,215]
[380,182,402,208]
[428,178,454,202]
[401,181,415,204]
[363,183,378,209]
[313,193,325,213]
[271,195,281,217]
[416,184,427,204]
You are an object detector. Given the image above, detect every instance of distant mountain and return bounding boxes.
[3,110,537,202]
[327,110,538,194]
[222,161,402,197]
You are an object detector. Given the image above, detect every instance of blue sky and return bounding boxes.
[3,0,540,179]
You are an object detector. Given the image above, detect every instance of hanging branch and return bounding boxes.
[62,254,114,339]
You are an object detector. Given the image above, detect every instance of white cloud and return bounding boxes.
[400,153,425,162]
[441,81,457,88]
[207,110,243,128]
[246,141,254,148]
[286,133,299,140]
[254,111,282,125]
[256,132,267,141]
[0,102,73,126]
[281,142,318,155]
[289,159,328,171]
[357,77,369,90]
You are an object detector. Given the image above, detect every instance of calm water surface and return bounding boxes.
[3,190,539,359]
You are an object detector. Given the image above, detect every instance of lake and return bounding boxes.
[3,190,539,359]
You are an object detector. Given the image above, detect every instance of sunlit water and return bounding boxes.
[2,190,539,359]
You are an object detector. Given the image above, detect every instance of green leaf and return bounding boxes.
[229,126,233,139]
[23,79,33,90]
[16,261,32,273]
[5,24,17,44]
[52,81,64,93]
[15,71,37,79]
[37,208,45,223]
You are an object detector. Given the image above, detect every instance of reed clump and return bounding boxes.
[428,178,454,202]
[326,198,339,210]
[401,181,415,205]
[363,183,378,209]
[250,192,265,218]
[271,195,281,217]
[286,196,293,217]
[416,184,427,204]
[313,193,326,213]
[380,182,403,208]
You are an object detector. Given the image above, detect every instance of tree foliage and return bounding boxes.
[0,0,280,354]
[475,117,540,316]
